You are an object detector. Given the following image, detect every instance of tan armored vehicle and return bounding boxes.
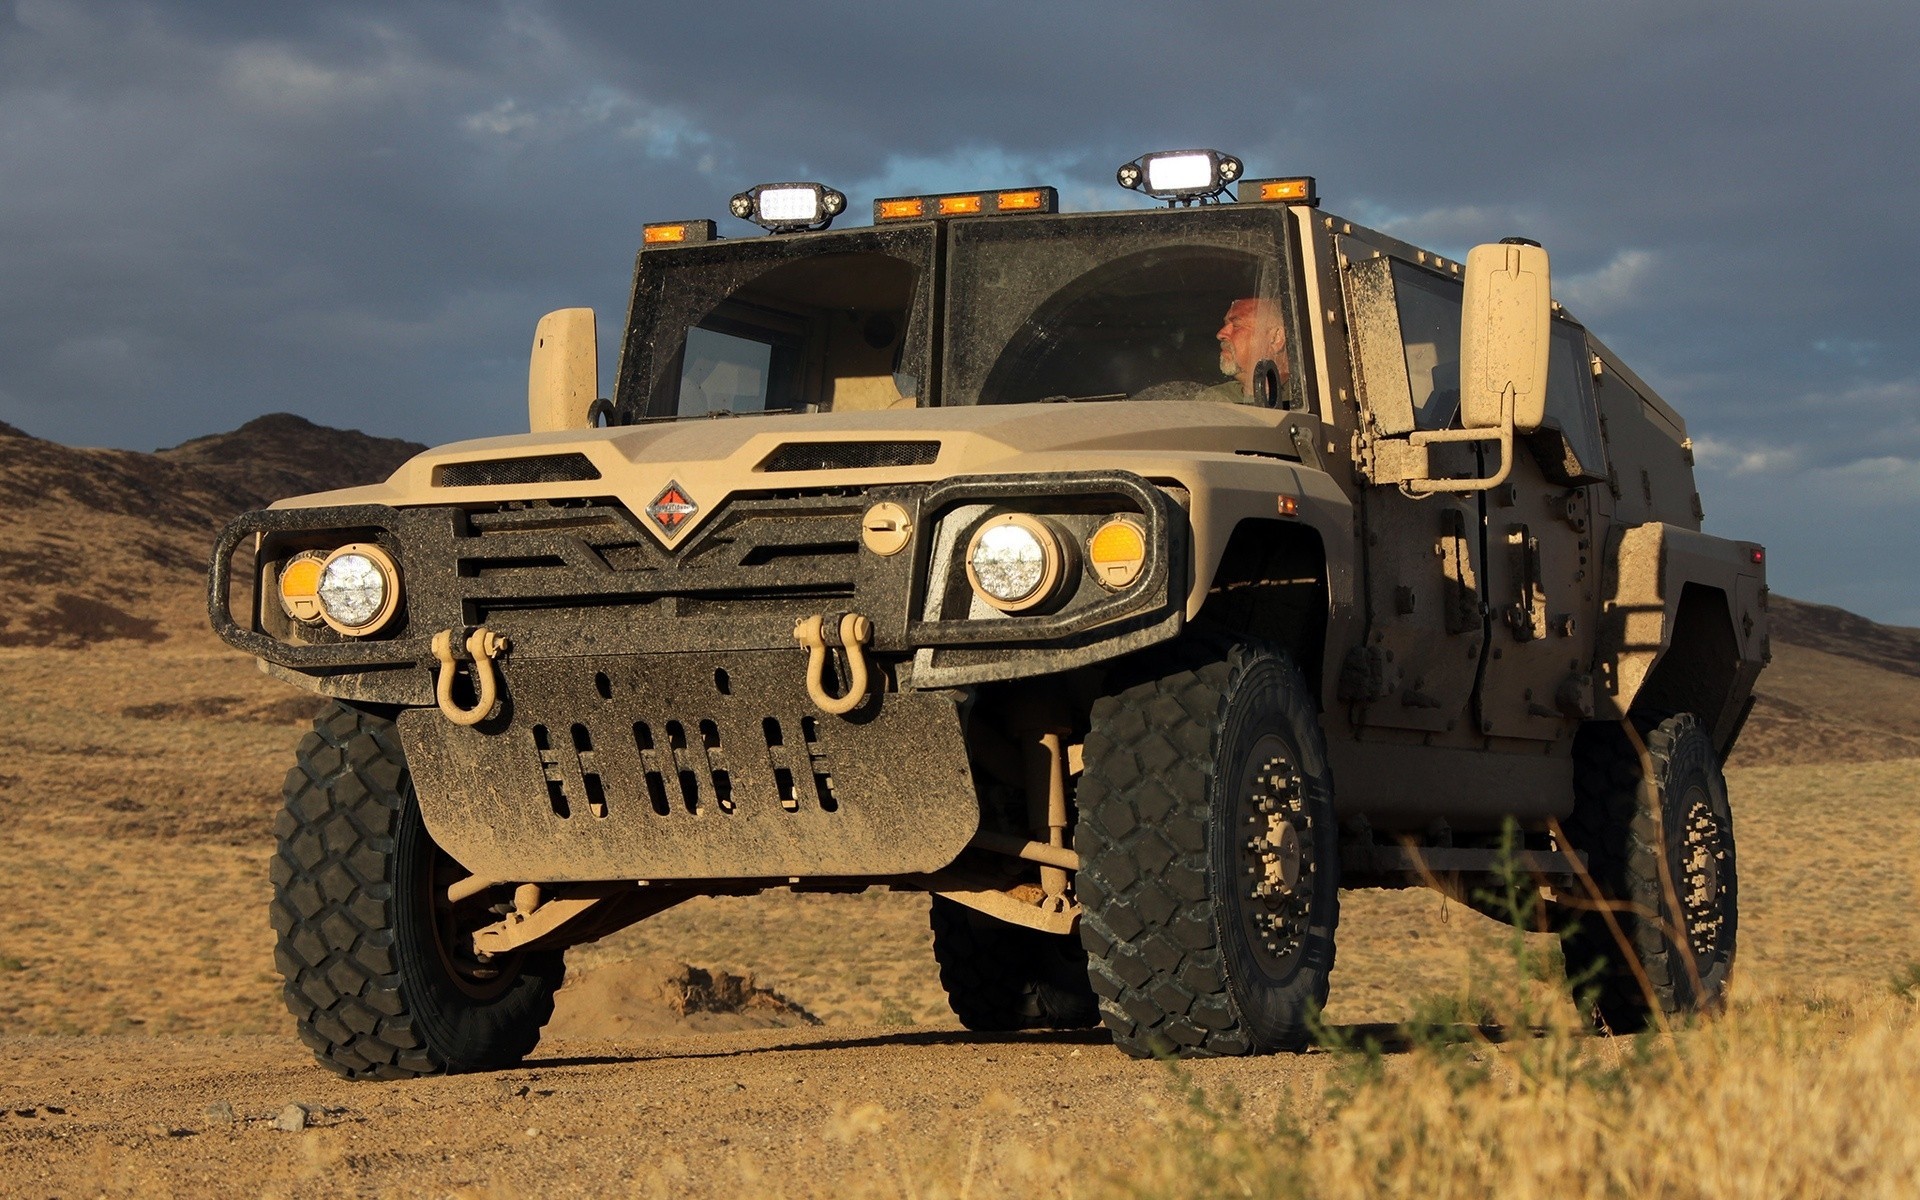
[211,150,1768,1078]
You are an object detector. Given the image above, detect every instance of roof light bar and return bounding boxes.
[729,182,848,234]
[872,187,1059,223]
[1116,149,1242,205]
[1239,176,1319,206]
[642,219,718,246]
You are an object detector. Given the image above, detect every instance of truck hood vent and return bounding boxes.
[434,453,601,488]
[757,440,940,473]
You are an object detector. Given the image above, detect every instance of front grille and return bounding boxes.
[434,453,601,488]
[455,494,864,631]
[757,441,940,472]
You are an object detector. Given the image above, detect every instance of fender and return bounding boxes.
[1594,521,1769,750]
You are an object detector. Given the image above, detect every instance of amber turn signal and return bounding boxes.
[276,552,327,624]
[1087,518,1147,591]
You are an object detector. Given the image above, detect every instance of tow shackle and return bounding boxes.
[793,612,873,716]
[431,626,509,726]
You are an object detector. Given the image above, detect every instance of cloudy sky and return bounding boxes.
[2,1,1916,622]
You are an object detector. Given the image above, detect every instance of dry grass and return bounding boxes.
[644,827,1920,1200]
[682,971,1920,1200]
[1098,993,1920,1200]
[1092,864,1920,1200]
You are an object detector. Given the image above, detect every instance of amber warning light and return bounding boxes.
[873,187,1058,222]
[643,220,717,245]
[1240,177,1319,206]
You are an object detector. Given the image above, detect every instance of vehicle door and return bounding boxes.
[1472,318,1609,739]
[1338,246,1484,737]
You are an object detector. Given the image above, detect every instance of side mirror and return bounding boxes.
[528,308,599,433]
[1393,240,1552,494]
[1459,240,1551,434]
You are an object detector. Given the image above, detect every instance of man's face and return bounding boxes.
[1216,298,1288,392]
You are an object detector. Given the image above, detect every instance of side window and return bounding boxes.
[1390,263,1463,431]
[1540,323,1608,483]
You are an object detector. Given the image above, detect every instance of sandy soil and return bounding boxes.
[1,1022,1347,1199]
[5,626,1919,1195]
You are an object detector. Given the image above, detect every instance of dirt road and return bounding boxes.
[3,1025,1329,1198]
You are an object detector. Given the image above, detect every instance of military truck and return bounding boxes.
[210,149,1768,1078]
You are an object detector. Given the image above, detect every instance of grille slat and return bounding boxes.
[435,453,602,488]
[757,441,939,473]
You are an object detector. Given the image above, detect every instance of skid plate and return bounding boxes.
[397,652,978,882]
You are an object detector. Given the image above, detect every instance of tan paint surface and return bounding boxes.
[1594,521,1764,720]
[271,398,1357,638]
[527,308,599,434]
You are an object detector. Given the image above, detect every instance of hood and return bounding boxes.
[273,400,1303,544]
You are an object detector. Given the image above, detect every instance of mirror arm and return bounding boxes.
[1401,391,1516,495]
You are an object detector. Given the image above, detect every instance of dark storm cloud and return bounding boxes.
[1,0,1917,618]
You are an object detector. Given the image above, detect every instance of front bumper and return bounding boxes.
[207,471,1189,702]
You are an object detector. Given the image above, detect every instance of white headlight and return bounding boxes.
[965,514,1065,612]
[972,525,1044,601]
[315,543,401,635]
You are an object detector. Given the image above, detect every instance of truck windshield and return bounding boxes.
[615,225,936,420]
[614,206,1303,420]
[943,206,1302,410]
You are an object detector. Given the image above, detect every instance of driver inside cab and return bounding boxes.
[1197,297,1289,404]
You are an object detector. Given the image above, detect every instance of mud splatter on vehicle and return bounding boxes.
[211,150,1766,1076]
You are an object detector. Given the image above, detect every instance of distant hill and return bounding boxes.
[153,413,425,515]
[1738,596,1920,765]
[0,415,422,648]
[0,415,1913,766]
[1766,595,1920,679]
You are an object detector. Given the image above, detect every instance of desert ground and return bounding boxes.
[3,417,1918,1196]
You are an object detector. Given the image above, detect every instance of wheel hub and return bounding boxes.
[1254,820,1303,897]
[1237,742,1315,969]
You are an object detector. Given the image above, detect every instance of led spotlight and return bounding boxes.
[728,182,849,233]
[1115,149,1244,205]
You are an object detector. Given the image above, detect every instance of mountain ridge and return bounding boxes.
[0,412,423,648]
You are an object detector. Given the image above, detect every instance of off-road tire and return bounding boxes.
[1076,639,1339,1057]
[1560,714,1737,1033]
[270,703,565,1079]
[928,896,1099,1032]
